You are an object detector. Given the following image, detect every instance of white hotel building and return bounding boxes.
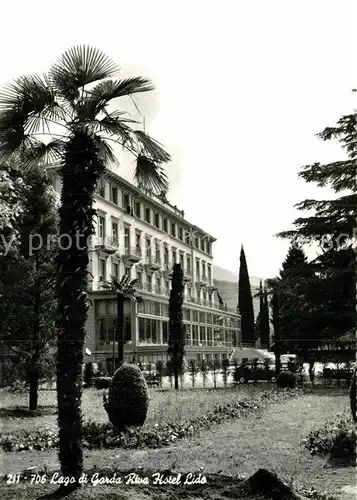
[50,168,241,370]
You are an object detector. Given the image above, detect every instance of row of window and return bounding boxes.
[137,300,239,327]
[97,253,212,285]
[95,299,239,328]
[137,318,235,347]
[97,181,212,256]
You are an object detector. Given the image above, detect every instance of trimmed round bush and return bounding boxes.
[106,364,149,429]
[349,368,356,422]
[276,370,296,389]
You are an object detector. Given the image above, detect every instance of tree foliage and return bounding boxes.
[167,263,185,390]
[0,163,58,407]
[238,245,255,345]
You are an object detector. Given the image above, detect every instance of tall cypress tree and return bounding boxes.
[238,245,255,345]
[261,286,270,349]
[167,263,185,390]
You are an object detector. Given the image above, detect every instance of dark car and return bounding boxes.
[234,361,277,384]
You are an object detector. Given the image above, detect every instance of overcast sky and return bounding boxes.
[1,0,356,279]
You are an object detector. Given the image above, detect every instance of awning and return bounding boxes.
[230,348,274,362]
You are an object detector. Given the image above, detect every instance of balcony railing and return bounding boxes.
[144,255,162,271]
[123,246,142,263]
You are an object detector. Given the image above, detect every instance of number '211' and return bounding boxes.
[7,474,20,484]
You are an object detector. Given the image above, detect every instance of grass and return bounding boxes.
[0,384,267,434]
[1,386,354,499]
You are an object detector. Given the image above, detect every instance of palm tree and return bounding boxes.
[0,45,170,491]
[102,274,142,370]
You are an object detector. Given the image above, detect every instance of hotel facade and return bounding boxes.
[50,169,241,370]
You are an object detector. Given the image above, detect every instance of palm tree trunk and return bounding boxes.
[56,132,103,488]
[117,294,124,367]
[29,262,41,411]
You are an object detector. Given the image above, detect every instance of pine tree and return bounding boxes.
[238,245,255,345]
[168,263,185,390]
[278,105,356,342]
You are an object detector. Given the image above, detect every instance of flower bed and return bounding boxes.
[303,412,356,464]
[0,389,303,453]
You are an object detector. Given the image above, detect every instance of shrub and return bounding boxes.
[105,364,149,429]
[94,377,112,389]
[276,370,296,389]
[211,359,221,389]
[349,367,356,422]
[187,359,199,388]
[303,413,356,464]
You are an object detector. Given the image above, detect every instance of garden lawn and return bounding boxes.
[0,385,266,434]
[1,387,354,499]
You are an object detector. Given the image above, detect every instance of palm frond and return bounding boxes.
[134,130,171,163]
[134,154,169,194]
[20,138,66,168]
[93,136,120,169]
[84,77,154,117]
[89,115,138,147]
[103,275,138,294]
[50,45,120,102]
[0,132,41,164]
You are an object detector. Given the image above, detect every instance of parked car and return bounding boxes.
[137,362,160,387]
[234,361,277,384]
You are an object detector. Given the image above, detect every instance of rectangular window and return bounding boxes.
[155,240,160,260]
[172,248,177,264]
[146,237,151,258]
[112,261,119,279]
[110,185,118,204]
[208,264,211,283]
[178,227,183,240]
[111,221,118,243]
[135,231,141,250]
[123,192,130,208]
[165,279,170,295]
[161,303,169,317]
[207,313,212,324]
[179,252,184,270]
[171,221,176,237]
[155,277,161,295]
[99,259,106,282]
[200,326,206,345]
[154,301,161,316]
[202,262,206,280]
[145,207,151,224]
[192,310,198,322]
[163,218,168,232]
[195,237,199,248]
[207,326,213,346]
[186,256,191,273]
[162,321,168,343]
[192,325,199,345]
[98,182,106,198]
[134,201,141,218]
[207,241,211,255]
[154,213,160,228]
[136,270,143,289]
[124,226,130,251]
[195,259,200,280]
[200,238,205,251]
[184,308,191,321]
[199,312,206,323]
[164,245,169,265]
[98,216,105,238]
